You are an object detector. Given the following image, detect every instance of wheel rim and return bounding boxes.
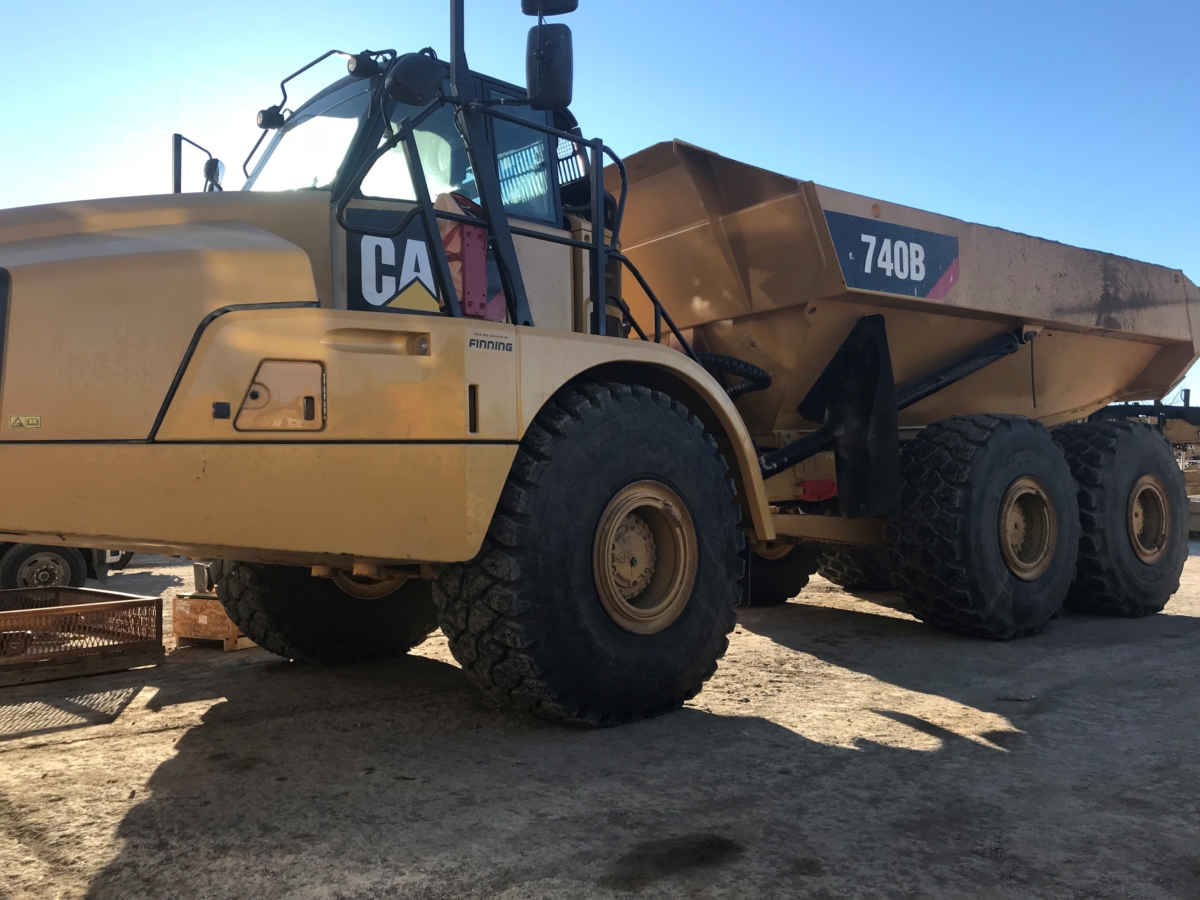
[753,543,794,562]
[1128,473,1169,565]
[332,571,409,599]
[15,552,73,588]
[998,476,1057,581]
[592,481,698,635]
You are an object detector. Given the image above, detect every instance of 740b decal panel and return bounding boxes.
[824,210,960,300]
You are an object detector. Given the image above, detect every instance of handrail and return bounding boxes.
[331,82,636,338]
[608,252,699,364]
[148,301,319,442]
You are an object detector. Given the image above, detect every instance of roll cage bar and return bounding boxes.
[315,1,699,361]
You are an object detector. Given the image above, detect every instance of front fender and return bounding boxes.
[515,329,774,542]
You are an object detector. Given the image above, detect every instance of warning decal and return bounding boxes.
[8,415,41,429]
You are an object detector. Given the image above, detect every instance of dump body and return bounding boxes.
[615,142,1200,473]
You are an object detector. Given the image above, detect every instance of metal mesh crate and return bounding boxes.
[0,587,162,687]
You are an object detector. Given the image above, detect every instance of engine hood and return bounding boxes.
[0,192,330,441]
[0,190,333,304]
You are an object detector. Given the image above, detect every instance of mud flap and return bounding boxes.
[798,315,900,518]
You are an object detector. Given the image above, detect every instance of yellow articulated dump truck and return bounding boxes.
[0,1,1194,724]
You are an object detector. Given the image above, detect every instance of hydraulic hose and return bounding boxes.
[696,353,772,401]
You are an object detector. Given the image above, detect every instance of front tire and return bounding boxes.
[891,415,1080,639]
[212,561,439,664]
[433,383,743,726]
[1054,420,1188,616]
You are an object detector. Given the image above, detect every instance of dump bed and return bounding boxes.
[613,141,1200,441]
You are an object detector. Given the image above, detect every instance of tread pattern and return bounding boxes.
[214,560,302,660]
[746,544,820,606]
[816,547,895,591]
[890,415,1068,638]
[433,382,742,726]
[213,560,438,664]
[1054,420,1185,616]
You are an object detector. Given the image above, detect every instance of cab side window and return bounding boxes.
[360,95,479,203]
[486,85,557,225]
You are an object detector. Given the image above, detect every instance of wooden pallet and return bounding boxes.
[173,594,256,652]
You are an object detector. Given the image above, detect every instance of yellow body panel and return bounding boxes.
[18,140,1187,561]
[0,442,515,564]
[0,222,316,440]
[0,197,773,562]
[613,141,1200,446]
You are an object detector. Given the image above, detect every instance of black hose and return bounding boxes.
[696,353,772,401]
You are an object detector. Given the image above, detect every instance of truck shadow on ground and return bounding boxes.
[737,586,1200,719]
[66,589,1200,900]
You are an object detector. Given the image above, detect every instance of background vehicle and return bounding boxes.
[0,0,1193,723]
[0,544,127,589]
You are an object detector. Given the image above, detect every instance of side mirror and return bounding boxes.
[521,0,579,14]
[526,23,573,111]
[203,158,225,191]
[386,52,444,107]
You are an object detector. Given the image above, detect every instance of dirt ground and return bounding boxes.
[1,551,1198,900]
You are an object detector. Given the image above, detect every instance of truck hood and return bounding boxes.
[0,191,334,305]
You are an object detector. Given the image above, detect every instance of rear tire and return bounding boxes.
[891,415,1079,639]
[746,544,820,606]
[212,561,439,664]
[433,383,743,726]
[0,544,87,589]
[816,546,895,591]
[1054,420,1188,616]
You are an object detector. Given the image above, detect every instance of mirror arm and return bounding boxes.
[242,129,270,180]
[247,48,397,183]
[275,49,343,110]
[172,133,218,193]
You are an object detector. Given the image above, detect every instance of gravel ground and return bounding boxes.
[1,551,1198,899]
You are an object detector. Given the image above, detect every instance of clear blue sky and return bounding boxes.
[2,1,1197,393]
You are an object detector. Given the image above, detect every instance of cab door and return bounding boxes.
[335,88,520,442]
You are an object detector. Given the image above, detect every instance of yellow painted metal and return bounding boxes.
[0,221,317,440]
[0,192,333,301]
[591,480,698,635]
[14,137,1187,566]
[612,141,1200,448]
[1127,473,1170,565]
[0,192,773,563]
[770,513,889,547]
[0,442,516,564]
[997,476,1057,581]
[1163,419,1200,444]
[235,361,325,431]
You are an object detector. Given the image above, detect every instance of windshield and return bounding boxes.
[244,79,372,192]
